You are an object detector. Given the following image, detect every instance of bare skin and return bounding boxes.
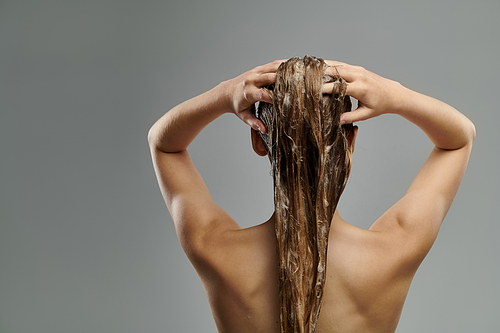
[148,60,475,332]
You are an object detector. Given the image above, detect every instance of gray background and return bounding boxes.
[1,0,499,332]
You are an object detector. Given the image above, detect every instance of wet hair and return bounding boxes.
[256,56,354,332]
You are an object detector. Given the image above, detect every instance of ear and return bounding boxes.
[251,128,268,157]
[348,126,359,152]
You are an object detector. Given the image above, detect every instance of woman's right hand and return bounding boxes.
[222,60,284,133]
[323,61,407,124]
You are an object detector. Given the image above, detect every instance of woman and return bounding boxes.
[148,56,475,332]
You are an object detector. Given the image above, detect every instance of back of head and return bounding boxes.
[256,55,354,333]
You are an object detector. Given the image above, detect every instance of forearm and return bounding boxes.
[394,86,476,150]
[148,82,231,153]
[148,61,280,152]
[327,62,475,149]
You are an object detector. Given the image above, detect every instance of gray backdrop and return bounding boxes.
[1,0,499,332]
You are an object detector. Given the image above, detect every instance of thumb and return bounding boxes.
[239,112,267,133]
[250,118,267,133]
[341,105,372,124]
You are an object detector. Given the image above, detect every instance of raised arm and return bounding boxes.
[148,62,279,152]
[148,61,280,255]
[324,61,475,251]
[328,64,475,151]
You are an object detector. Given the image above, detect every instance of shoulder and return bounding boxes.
[190,220,279,328]
[368,197,444,263]
[330,217,431,280]
[189,220,277,279]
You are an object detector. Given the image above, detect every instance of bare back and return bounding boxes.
[194,211,427,333]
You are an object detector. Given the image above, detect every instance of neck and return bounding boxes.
[267,209,344,229]
[331,209,344,225]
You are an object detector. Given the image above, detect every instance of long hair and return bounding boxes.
[256,56,354,333]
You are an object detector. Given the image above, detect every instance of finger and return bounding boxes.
[324,60,348,67]
[324,63,358,83]
[254,118,267,133]
[341,105,371,124]
[322,81,343,95]
[254,72,276,87]
[322,82,333,94]
[344,81,366,100]
[256,59,286,74]
[240,111,267,133]
[248,86,273,104]
[323,80,364,101]
[247,117,267,133]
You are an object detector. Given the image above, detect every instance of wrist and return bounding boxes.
[388,83,416,116]
[214,80,237,115]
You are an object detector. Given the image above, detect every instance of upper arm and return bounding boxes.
[370,142,473,248]
[150,147,240,255]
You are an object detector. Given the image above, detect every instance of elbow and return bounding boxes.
[148,123,174,153]
[464,119,476,146]
[147,124,158,148]
[470,121,476,142]
[147,127,154,145]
